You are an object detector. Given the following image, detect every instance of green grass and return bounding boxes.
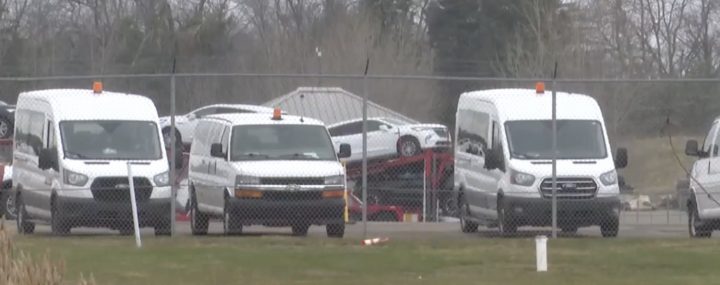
[14,235,720,285]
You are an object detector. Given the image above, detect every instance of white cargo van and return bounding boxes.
[13,85,172,235]
[454,86,627,237]
[188,110,351,237]
[684,117,720,237]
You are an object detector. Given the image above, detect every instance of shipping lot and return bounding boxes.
[11,229,720,285]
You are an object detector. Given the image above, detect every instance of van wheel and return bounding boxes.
[16,194,35,234]
[459,194,478,233]
[4,190,17,220]
[292,224,310,236]
[51,197,71,235]
[689,204,712,238]
[223,196,242,236]
[327,224,345,238]
[601,217,619,238]
[497,198,516,236]
[190,187,209,235]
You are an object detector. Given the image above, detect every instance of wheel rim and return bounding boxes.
[401,141,417,156]
[6,194,15,217]
[0,121,8,137]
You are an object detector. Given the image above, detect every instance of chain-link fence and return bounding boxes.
[0,74,718,240]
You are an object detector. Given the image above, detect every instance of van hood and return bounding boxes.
[509,158,616,179]
[62,159,169,178]
[231,160,344,178]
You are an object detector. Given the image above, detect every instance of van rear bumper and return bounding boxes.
[227,197,345,226]
[502,195,621,227]
[56,197,171,228]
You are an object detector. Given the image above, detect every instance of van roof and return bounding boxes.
[204,113,326,126]
[17,89,159,121]
[196,104,275,113]
[459,88,603,122]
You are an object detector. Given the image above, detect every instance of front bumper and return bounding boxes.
[503,195,621,227]
[56,196,171,228]
[226,196,345,226]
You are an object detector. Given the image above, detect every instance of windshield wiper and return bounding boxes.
[65,151,88,159]
[277,153,319,160]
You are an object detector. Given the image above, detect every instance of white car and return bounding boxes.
[327,117,451,162]
[159,104,276,146]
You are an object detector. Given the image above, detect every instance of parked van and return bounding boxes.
[13,85,172,235]
[188,110,351,237]
[453,86,627,237]
[685,117,720,237]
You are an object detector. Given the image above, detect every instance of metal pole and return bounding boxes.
[127,163,142,248]
[362,60,369,239]
[551,80,558,239]
[423,161,427,223]
[169,70,177,237]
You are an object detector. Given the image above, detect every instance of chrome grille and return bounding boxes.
[260,177,324,185]
[540,177,597,199]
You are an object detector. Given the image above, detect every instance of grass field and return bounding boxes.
[14,235,720,285]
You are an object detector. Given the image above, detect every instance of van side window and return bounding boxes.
[702,123,718,156]
[26,112,45,155]
[14,110,29,153]
[457,109,489,156]
[220,126,230,155]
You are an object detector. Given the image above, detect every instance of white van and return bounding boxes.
[13,86,172,235]
[187,110,351,237]
[685,117,720,237]
[454,87,627,237]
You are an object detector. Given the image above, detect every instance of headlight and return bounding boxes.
[236,175,260,185]
[325,175,345,185]
[154,171,170,186]
[600,170,618,186]
[64,170,88,186]
[510,169,535,186]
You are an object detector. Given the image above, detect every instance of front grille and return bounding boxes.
[434,128,448,137]
[91,177,153,203]
[263,191,322,201]
[540,177,597,199]
[260,177,324,185]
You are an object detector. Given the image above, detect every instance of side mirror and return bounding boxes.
[338,143,352,158]
[615,147,628,169]
[685,140,699,157]
[210,143,225,158]
[38,148,56,171]
[484,149,501,170]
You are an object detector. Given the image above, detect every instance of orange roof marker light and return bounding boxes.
[272,107,282,120]
[535,82,545,94]
[92,81,103,94]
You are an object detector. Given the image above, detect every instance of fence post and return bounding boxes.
[127,162,142,248]
[169,64,177,237]
[361,59,369,239]
[636,194,640,224]
[550,79,558,239]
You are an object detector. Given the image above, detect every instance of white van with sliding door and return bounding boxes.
[684,117,720,237]
[454,84,627,237]
[13,84,172,235]
[188,110,351,237]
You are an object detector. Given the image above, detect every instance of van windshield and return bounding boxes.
[505,120,607,160]
[231,125,336,161]
[60,121,162,160]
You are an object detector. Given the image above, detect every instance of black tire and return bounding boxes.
[3,188,16,220]
[223,196,242,236]
[601,217,620,238]
[0,116,12,139]
[497,198,517,236]
[154,221,171,236]
[459,193,478,233]
[51,197,71,235]
[398,137,421,157]
[689,203,712,238]
[327,224,345,238]
[16,194,35,234]
[0,191,6,219]
[292,224,310,236]
[189,187,209,236]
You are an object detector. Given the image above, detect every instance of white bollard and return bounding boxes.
[536,235,548,272]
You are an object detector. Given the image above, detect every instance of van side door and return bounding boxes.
[460,109,494,217]
[189,121,211,209]
[487,120,506,215]
[209,125,231,209]
[14,110,49,217]
[695,122,720,218]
